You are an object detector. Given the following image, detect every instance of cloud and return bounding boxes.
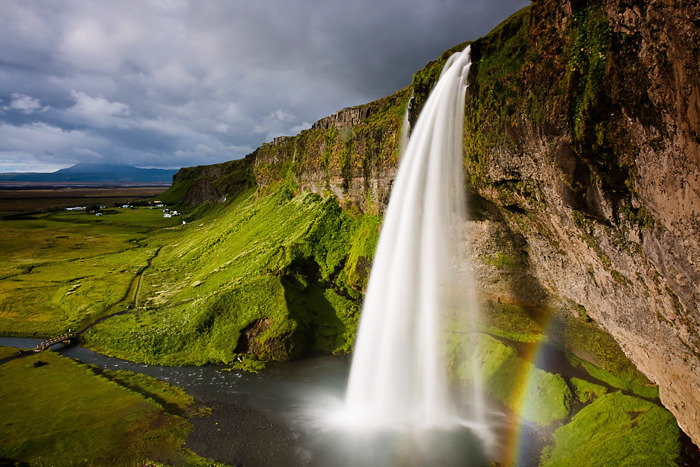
[64,91,131,128]
[0,121,110,167]
[0,0,529,171]
[253,110,303,142]
[2,93,48,114]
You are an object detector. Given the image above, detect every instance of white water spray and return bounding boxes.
[342,46,483,431]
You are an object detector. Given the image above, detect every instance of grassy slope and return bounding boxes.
[85,186,381,365]
[0,348,217,465]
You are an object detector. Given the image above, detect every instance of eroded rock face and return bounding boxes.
[461,0,699,443]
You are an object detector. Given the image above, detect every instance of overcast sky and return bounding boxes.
[0,0,528,172]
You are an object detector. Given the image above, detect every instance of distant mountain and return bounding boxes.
[0,163,178,184]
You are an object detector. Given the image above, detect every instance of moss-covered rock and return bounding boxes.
[450,333,572,426]
[540,392,681,466]
[570,377,608,403]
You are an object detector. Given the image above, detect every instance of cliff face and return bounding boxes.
[168,0,699,444]
[252,89,410,213]
[460,0,699,443]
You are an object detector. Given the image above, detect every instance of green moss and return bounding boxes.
[540,392,681,466]
[449,333,572,426]
[550,310,658,398]
[480,252,522,269]
[610,269,631,286]
[621,204,656,229]
[578,360,659,399]
[480,300,546,343]
[565,3,611,143]
[161,156,255,207]
[225,356,266,373]
[460,7,531,188]
[250,88,409,205]
[570,377,608,403]
[665,286,684,314]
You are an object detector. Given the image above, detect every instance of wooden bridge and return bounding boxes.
[35,333,74,351]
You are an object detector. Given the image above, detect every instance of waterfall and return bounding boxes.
[343,46,481,430]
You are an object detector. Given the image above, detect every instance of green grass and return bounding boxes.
[97,368,206,417]
[540,392,681,466]
[577,359,659,399]
[0,348,216,465]
[476,297,659,398]
[556,312,659,398]
[0,208,183,337]
[0,185,377,365]
[0,208,182,336]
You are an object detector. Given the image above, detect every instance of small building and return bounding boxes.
[66,206,86,211]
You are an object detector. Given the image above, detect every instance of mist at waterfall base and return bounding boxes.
[301,46,501,466]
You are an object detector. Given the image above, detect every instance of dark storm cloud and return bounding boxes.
[0,0,528,172]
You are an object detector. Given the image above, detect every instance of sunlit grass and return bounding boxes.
[0,348,217,465]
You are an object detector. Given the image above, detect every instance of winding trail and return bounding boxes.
[0,246,162,365]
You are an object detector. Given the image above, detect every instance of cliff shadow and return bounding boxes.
[467,191,555,332]
[279,259,349,356]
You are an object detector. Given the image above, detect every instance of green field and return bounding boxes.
[0,347,217,465]
[0,186,168,217]
[0,207,183,337]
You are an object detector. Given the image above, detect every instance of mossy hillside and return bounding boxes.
[0,208,183,337]
[540,392,681,466]
[85,186,381,365]
[0,348,215,465]
[447,333,683,464]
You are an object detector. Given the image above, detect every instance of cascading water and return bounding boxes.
[341,45,484,432]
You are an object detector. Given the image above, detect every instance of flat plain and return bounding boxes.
[0,184,168,217]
